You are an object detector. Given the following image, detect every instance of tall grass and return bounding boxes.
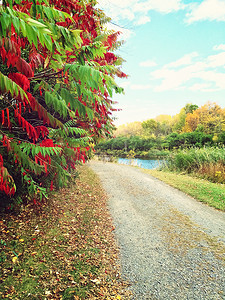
[165,147,225,183]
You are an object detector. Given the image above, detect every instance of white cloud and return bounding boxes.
[189,83,214,91]
[97,0,136,24]
[213,44,225,51]
[146,0,185,14]
[130,84,152,90]
[197,70,225,89]
[135,16,151,25]
[165,52,199,68]
[98,0,136,10]
[139,59,157,67]
[152,68,186,91]
[186,0,225,23]
[207,52,225,67]
[97,0,185,27]
[150,47,225,92]
[120,9,135,21]
[134,0,185,13]
[133,2,151,12]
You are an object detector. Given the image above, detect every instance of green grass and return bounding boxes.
[144,169,225,211]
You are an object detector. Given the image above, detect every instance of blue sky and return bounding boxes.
[97,0,225,126]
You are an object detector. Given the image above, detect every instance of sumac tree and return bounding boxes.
[0,0,126,207]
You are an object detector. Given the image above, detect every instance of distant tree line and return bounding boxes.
[95,102,225,158]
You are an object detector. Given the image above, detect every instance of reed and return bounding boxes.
[165,147,225,183]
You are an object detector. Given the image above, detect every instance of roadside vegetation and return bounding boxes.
[95,131,215,159]
[147,147,225,210]
[0,165,131,299]
[145,169,225,211]
[165,147,225,184]
[0,0,126,209]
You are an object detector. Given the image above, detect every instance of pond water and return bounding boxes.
[117,157,165,170]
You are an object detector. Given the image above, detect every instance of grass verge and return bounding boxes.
[0,165,131,299]
[144,169,225,211]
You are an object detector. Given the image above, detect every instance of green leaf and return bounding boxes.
[45,91,68,119]
[0,72,28,101]
[19,19,26,36]
[12,15,20,33]
[43,34,52,52]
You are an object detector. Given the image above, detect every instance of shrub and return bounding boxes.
[165,147,225,183]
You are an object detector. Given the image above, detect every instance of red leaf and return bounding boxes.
[0,46,7,63]
[16,58,34,78]
[1,110,4,125]
[6,51,17,68]
[0,154,3,167]
[8,73,30,91]
[19,102,22,115]
[40,139,54,147]
[29,49,44,70]
[6,108,10,128]
[44,162,48,173]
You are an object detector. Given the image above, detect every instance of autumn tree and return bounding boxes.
[115,121,143,137]
[0,0,126,206]
[142,116,172,137]
[183,113,200,132]
[155,114,173,136]
[142,119,160,137]
[183,102,225,134]
[171,103,198,133]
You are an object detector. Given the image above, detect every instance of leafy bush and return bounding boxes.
[0,0,126,208]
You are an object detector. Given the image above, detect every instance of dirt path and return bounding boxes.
[89,161,225,300]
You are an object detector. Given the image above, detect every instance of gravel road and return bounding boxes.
[89,161,225,300]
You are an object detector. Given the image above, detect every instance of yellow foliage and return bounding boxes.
[183,102,225,134]
[115,122,143,137]
[12,256,18,263]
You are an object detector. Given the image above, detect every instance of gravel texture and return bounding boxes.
[89,161,225,300]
